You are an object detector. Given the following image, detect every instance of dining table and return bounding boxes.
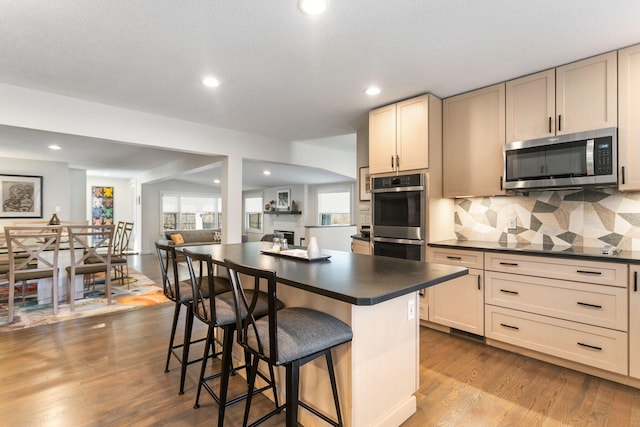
[181,241,468,427]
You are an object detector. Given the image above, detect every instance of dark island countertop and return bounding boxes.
[429,239,640,264]
[181,242,468,306]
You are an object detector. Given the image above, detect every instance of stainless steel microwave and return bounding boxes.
[503,127,617,191]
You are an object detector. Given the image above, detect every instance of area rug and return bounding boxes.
[0,269,169,332]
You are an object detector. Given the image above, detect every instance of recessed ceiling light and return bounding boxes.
[213,179,220,184]
[298,0,329,15]
[48,144,61,150]
[364,86,381,96]
[263,170,271,176]
[202,77,220,88]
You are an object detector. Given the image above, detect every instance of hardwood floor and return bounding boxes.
[1,253,639,426]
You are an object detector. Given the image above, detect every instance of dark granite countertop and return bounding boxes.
[351,234,370,242]
[181,242,467,306]
[429,239,640,264]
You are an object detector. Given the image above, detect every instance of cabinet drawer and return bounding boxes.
[485,271,627,331]
[486,305,628,375]
[485,252,627,287]
[428,247,483,269]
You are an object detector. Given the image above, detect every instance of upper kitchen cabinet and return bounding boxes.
[506,69,555,142]
[369,94,437,174]
[443,83,506,198]
[556,51,617,135]
[618,43,640,191]
[506,51,617,142]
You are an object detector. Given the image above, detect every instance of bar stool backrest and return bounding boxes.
[154,241,181,302]
[224,259,280,365]
[183,249,228,327]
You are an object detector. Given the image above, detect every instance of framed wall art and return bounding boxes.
[0,174,43,218]
[359,167,371,201]
[276,189,291,210]
[92,186,114,225]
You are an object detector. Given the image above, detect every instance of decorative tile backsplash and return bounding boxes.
[454,189,640,250]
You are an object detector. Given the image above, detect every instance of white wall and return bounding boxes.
[0,158,69,229]
[69,168,87,220]
[86,176,134,225]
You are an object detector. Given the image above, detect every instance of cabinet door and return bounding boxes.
[618,44,640,191]
[396,95,429,171]
[351,238,370,255]
[630,266,640,379]
[369,103,397,174]
[428,267,484,335]
[555,51,617,135]
[443,83,506,197]
[506,69,555,142]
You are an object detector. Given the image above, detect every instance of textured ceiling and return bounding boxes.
[1,1,639,184]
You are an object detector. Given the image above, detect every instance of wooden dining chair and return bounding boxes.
[66,224,114,311]
[3,225,63,324]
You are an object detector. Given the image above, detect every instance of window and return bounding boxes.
[244,195,263,233]
[318,188,351,225]
[162,193,221,231]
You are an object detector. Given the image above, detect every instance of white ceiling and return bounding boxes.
[1,1,639,187]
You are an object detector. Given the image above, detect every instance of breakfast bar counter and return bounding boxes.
[182,242,467,427]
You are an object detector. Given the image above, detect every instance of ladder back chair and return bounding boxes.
[3,225,63,324]
[225,258,353,427]
[66,224,114,311]
[110,221,133,286]
[184,249,280,427]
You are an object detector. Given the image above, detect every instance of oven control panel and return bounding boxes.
[372,173,424,189]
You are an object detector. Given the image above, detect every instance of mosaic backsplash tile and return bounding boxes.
[454,189,640,250]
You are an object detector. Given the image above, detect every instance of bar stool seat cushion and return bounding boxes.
[248,307,353,364]
[196,289,280,327]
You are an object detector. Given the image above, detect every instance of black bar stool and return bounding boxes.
[184,249,282,427]
[155,242,226,394]
[225,258,353,427]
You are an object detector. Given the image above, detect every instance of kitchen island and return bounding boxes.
[182,242,467,427]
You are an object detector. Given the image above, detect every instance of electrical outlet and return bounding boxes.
[407,299,415,320]
[507,217,517,230]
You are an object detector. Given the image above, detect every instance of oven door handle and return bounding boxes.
[371,185,424,193]
[373,237,424,245]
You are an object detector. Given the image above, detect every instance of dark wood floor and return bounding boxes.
[1,253,639,426]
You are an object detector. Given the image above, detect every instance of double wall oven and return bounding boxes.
[371,173,425,261]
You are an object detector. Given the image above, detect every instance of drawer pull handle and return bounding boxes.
[577,301,602,309]
[635,271,638,293]
[500,289,519,295]
[500,323,519,330]
[499,262,519,267]
[577,342,602,351]
[576,270,602,275]
[446,256,462,260]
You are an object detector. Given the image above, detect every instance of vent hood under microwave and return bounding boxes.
[504,127,617,191]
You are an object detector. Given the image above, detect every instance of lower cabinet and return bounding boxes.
[630,265,640,379]
[425,247,484,335]
[484,252,628,375]
[351,238,371,255]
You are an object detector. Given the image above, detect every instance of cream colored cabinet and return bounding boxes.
[443,83,506,198]
[630,265,640,379]
[484,252,628,375]
[618,44,640,191]
[426,247,484,335]
[351,238,370,255]
[506,51,617,143]
[506,69,555,142]
[369,94,435,174]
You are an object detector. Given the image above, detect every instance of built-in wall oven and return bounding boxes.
[371,173,425,261]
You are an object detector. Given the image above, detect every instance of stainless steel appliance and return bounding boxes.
[371,173,425,261]
[504,127,617,191]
